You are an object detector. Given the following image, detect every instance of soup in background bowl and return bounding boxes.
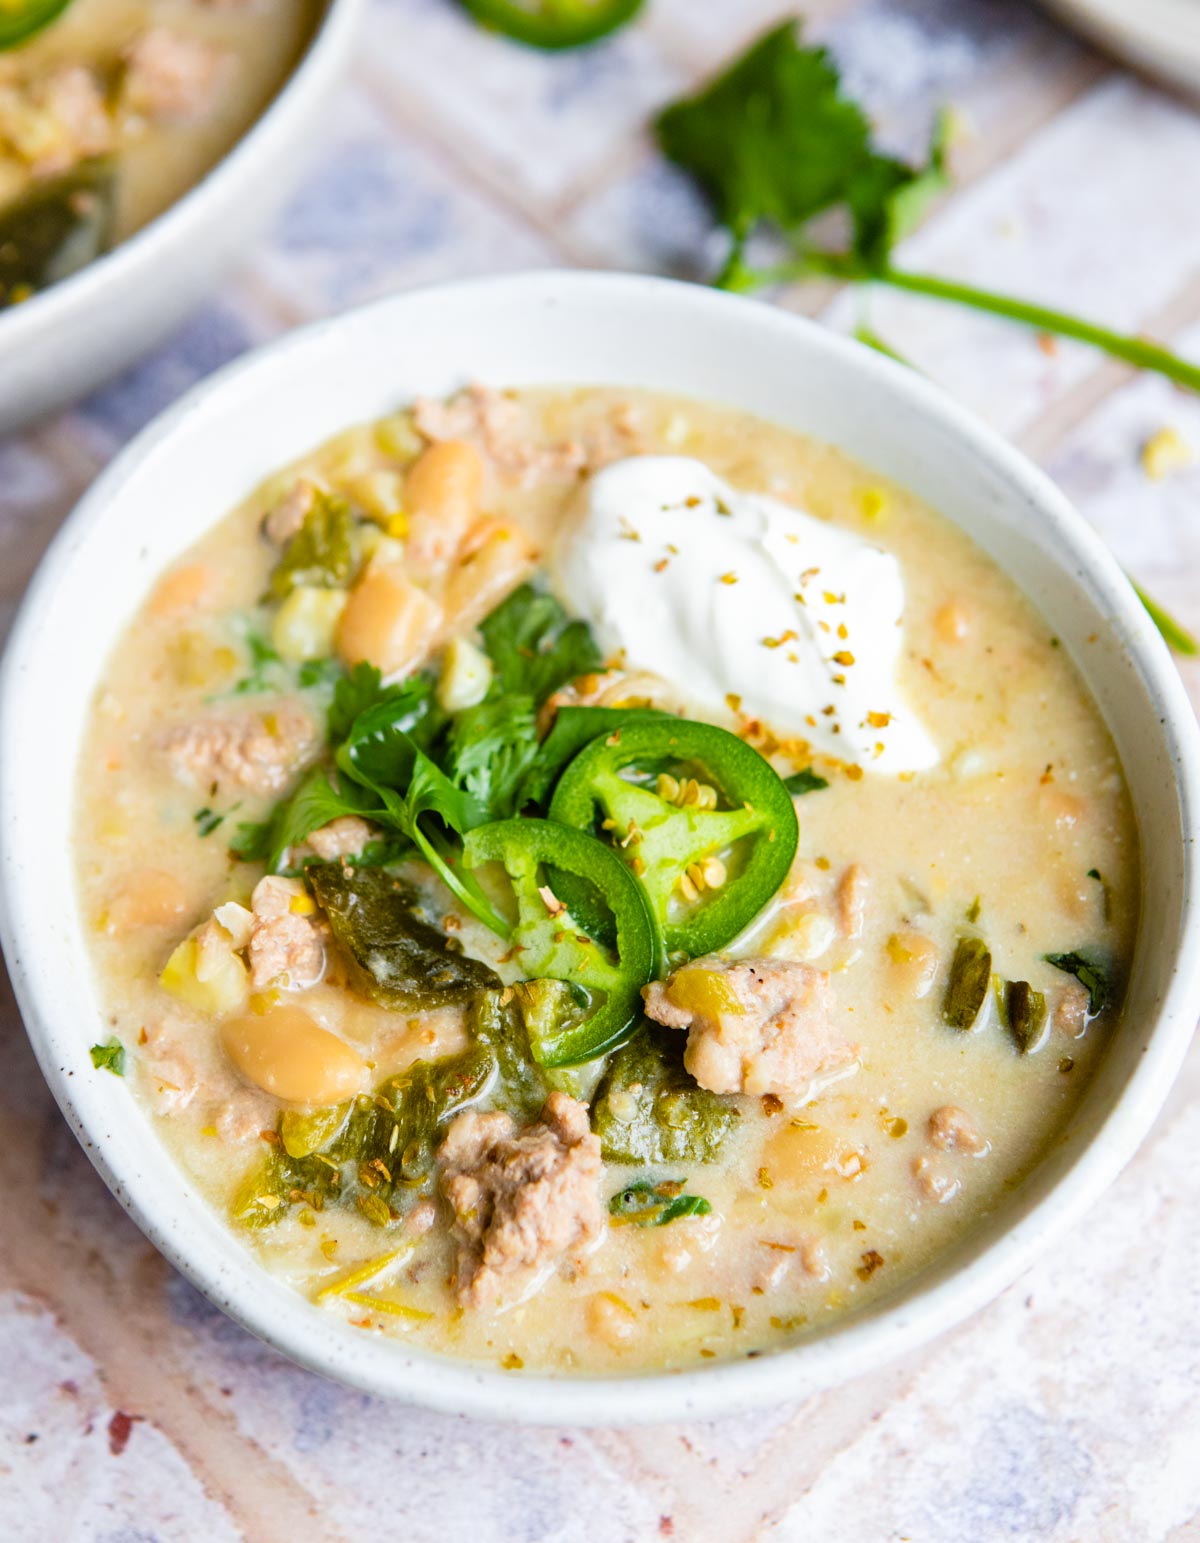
[2,273,1197,1422]
[0,0,322,306]
[0,0,357,430]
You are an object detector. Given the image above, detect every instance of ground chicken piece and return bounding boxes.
[0,65,112,176]
[215,1086,278,1144]
[123,30,229,121]
[247,876,324,991]
[800,1235,830,1280]
[306,815,374,861]
[159,700,317,796]
[836,864,870,940]
[438,1092,603,1309]
[581,401,644,470]
[642,956,856,1100]
[263,478,317,546]
[912,1154,960,1204]
[139,1020,201,1114]
[414,383,586,484]
[927,1104,989,1155]
[1053,980,1091,1038]
[405,1199,438,1237]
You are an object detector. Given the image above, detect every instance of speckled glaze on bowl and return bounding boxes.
[0,0,361,434]
[2,272,1198,1425]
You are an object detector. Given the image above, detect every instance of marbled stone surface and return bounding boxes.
[2,2,1199,1538]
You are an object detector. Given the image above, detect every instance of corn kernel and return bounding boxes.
[1141,426,1193,482]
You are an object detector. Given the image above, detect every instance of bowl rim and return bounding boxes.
[3,269,1199,1425]
[0,0,360,350]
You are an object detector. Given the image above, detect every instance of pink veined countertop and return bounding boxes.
[2,2,1200,1539]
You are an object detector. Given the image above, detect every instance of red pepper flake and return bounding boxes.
[107,1410,143,1456]
[761,1093,784,1117]
[856,1249,885,1281]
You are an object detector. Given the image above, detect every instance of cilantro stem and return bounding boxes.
[1130,580,1199,656]
[876,265,1200,394]
[412,821,513,940]
[852,320,913,368]
[744,250,1200,395]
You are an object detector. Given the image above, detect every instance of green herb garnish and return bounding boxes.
[89,1038,125,1075]
[298,657,344,689]
[609,1177,712,1226]
[231,631,285,697]
[783,767,829,796]
[1045,950,1111,1015]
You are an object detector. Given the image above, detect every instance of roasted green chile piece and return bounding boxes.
[463,818,658,1066]
[460,0,643,50]
[232,1049,495,1228]
[467,982,610,1111]
[268,489,359,600]
[591,1024,739,1164]
[467,987,547,1118]
[309,862,500,1008]
[1002,979,1049,1054]
[548,718,798,959]
[942,936,993,1030]
[0,159,115,304]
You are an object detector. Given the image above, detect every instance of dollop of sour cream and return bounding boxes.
[553,456,939,775]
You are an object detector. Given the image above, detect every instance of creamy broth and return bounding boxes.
[73,388,1138,1373]
[0,0,320,304]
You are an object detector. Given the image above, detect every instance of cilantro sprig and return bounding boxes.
[657,21,1198,654]
[231,587,606,936]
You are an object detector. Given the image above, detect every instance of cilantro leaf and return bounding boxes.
[446,693,540,821]
[783,767,829,796]
[608,1177,712,1226]
[298,656,344,690]
[1045,950,1111,1016]
[479,583,601,705]
[327,662,435,743]
[229,766,384,871]
[655,22,940,283]
[231,631,286,697]
[90,1038,126,1075]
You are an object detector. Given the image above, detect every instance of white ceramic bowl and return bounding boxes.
[2,272,1198,1425]
[0,0,361,434]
